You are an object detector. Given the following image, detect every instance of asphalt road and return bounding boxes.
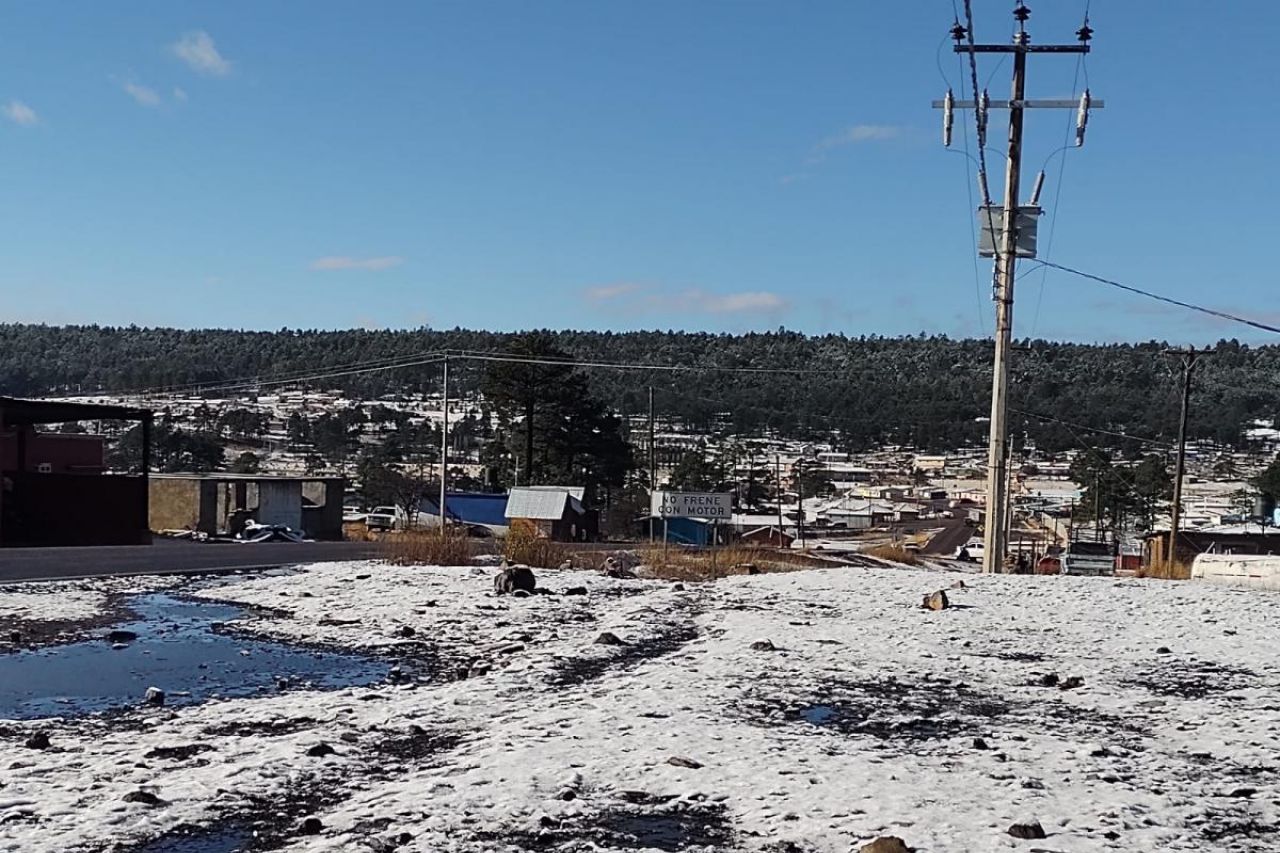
[0,540,380,583]
[923,520,975,556]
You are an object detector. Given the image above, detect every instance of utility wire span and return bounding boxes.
[1032,260,1280,336]
[137,353,453,399]
[49,349,455,400]
[54,346,863,403]
[450,350,838,376]
[1009,407,1173,450]
[960,0,993,208]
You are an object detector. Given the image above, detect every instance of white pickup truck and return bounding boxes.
[364,505,407,531]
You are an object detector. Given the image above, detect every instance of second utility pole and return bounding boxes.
[439,357,449,536]
[648,385,656,544]
[1166,348,1209,571]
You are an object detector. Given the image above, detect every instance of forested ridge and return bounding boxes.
[2,323,1277,453]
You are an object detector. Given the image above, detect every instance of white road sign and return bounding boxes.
[651,491,732,519]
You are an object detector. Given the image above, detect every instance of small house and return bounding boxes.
[505,485,594,541]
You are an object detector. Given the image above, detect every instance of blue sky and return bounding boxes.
[1,1,1276,343]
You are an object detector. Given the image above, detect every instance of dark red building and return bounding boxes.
[1,397,152,547]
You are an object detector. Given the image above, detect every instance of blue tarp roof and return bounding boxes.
[420,492,510,527]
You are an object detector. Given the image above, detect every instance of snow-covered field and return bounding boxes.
[2,560,1279,852]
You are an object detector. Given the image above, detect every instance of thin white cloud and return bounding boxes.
[310,256,405,272]
[171,31,232,77]
[585,283,788,316]
[814,124,905,152]
[172,86,188,102]
[585,282,643,301]
[122,81,161,107]
[3,100,39,127]
[693,290,787,314]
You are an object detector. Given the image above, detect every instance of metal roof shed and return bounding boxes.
[505,487,578,520]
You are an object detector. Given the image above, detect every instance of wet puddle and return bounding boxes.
[0,593,391,719]
[799,704,838,725]
[131,827,253,853]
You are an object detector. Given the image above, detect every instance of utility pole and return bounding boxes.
[439,357,449,537]
[648,386,656,544]
[1167,348,1210,570]
[776,454,784,544]
[1093,469,1102,542]
[797,459,805,550]
[936,3,1099,573]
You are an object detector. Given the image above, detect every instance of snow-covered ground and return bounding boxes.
[0,576,185,644]
[3,561,1280,852]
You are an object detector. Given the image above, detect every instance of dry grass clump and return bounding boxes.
[383,529,473,566]
[864,543,921,565]
[639,546,816,581]
[502,522,568,569]
[343,521,375,542]
[1136,561,1192,580]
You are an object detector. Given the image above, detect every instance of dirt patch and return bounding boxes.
[143,743,217,761]
[201,716,320,739]
[474,801,733,852]
[1126,659,1260,699]
[371,724,465,762]
[111,772,348,853]
[0,593,132,654]
[114,725,466,852]
[1196,811,1280,851]
[746,674,1010,744]
[547,614,699,687]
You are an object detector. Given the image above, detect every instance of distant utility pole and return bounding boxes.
[1166,348,1211,569]
[776,455,784,541]
[439,357,449,537]
[934,2,1100,573]
[648,386,656,544]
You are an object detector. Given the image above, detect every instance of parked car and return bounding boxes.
[954,537,985,563]
[365,505,406,531]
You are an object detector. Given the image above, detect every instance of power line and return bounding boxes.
[444,350,851,376]
[57,345,874,404]
[48,349,453,400]
[1009,407,1173,450]
[946,29,990,336]
[1032,260,1280,336]
[1028,15,1087,338]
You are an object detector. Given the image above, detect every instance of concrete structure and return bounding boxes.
[149,474,346,540]
[1145,525,1280,568]
[1192,553,1280,591]
[1,397,152,547]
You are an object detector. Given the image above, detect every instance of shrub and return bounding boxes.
[1137,561,1191,580]
[638,545,816,581]
[383,530,473,566]
[502,523,567,569]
